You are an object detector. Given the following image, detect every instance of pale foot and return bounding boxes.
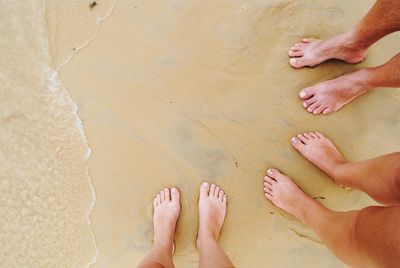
[299,69,373,114]
[288,32,367,68]
[263,168,312,220]
[196,182,227,248]
[153,187,181,253]
[291,132,347,181]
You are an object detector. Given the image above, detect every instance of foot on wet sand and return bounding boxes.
[299,69,373,114]
[153,187,181,253]
[288,33,367,68]
[197,182,227,248]
[291,131,346,181]
[263,168,312,220]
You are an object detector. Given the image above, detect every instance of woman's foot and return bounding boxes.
[288,32,367,68]
[263,168,316,222]
[153,187,181,253]
[290,132,347,182]
[196,182,227,248]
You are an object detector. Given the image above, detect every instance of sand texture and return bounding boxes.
[3,0,400,267]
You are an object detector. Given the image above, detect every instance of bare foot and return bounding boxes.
[263,168,314,221]
[299,69,373,114]
[196,182,227,248]
[288,33,367,68]
[153,187,181,253]
[291,132,347,182]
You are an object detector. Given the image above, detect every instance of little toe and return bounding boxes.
[223,194,227,204]
[264,192,273,200]
[156,193,161,205]
[322,107,334,115]
[218,190,224,201]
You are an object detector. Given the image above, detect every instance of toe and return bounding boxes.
[322,107,334,115]
[218,190,224,201]
[303,97,317,108]
[171,187,180,203]
[288,50,304,57]
[290,57,307,68]
[291,136,305,149]
[302,132,313,139]
[214,186,220,198]
[307,102,320,113]
[264,186,272,194]
[264,192,273,201]
[313,105,326,115]
[315,131,323,138]
[222,194,227,204]
[164,188,170,202]
[264,175,276,185]
[302,38,311,43]
[210,184,216,196]
[299,87,315,100]
[153,197,157,207]
[156,193,161,205]
[308,132,318,139]
[160,190,165,202]
[297,134,308,144]
[200,182,210,198]
[266,168,280,180]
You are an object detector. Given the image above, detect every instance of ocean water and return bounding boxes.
[0,1,114,266]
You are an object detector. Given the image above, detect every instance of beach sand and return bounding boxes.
[2,0,400,267]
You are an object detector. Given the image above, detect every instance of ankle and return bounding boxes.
[346,29,371,51]
[331,161,355,187]
[197,231,218,249]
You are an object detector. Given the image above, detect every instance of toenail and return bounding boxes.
[291,137,298,144]
[172,188,177,194]
[202,182,208,187]
[290,58,296,64]
[267,169,273,176]
[300,91,306,98]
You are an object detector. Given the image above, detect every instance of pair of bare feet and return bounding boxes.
[288,32,375,115]
[264,131,347,222]
[153,182,227,255]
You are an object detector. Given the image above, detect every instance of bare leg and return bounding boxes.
[263,168,400,268]
[291,131,400,205]
[299,52,400,114]
[138,188,181,268]
[197,182,234,268]
[288,0,400,68]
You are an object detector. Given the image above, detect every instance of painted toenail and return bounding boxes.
[291,137,298,144]
[172,188,177,194]
[300,91,306,98]
[267,169,274,176]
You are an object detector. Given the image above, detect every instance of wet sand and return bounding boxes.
[3,0,400,267]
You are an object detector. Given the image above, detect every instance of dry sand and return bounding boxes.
[2,0,400,267]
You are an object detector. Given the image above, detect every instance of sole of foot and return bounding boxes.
[196,182,227,249]
[153,187,181,254]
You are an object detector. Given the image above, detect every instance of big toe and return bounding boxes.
[299,87,315,100]
[200,182,210,198]
[289,57,308,68]
[291,136,305,151]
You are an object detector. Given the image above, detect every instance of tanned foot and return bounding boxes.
[291,131,347,182]
[153,187,181,253]
[299,69,373,114]
[263,168,314,220]
[196,182,227,248]
[288,33,367,68]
